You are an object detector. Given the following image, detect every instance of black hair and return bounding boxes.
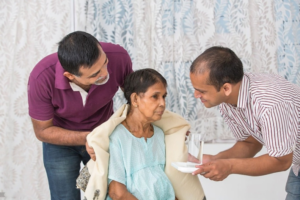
[123,68,167,104]
[190,46,244,91]
[57,31,101,76]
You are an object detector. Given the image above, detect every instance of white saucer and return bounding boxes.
[171,162,201,173]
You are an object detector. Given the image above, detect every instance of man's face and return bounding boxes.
[190,71,226,108]
[72,46,109,87]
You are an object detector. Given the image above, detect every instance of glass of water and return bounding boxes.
[187,133,204,164]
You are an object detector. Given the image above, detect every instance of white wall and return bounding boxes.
[199,143,289,200]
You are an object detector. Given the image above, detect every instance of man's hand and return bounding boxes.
[193,159,232,181]
[188,153,215,164]
[202,154,215,164]
[188,153,201,163]
[86,142,96,161]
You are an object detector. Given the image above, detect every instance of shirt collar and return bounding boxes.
[236,73,250,109]
[55,61,71,90]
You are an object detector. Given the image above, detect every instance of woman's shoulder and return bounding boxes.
[109,124,128,141]
[152,125,164,137]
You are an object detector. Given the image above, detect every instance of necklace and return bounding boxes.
[124,119,153,138]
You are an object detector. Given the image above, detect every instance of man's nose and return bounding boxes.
[100,65,108,77]
[194,91,201,98]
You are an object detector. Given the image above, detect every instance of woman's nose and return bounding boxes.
[160,97,166,107]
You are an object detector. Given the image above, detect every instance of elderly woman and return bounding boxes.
[106,69,177,200]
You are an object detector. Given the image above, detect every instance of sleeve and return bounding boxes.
[261,102,298,157]
[27,75,54,121]
[107,135,126,186]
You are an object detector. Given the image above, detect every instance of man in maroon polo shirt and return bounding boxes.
[27,31,133,200]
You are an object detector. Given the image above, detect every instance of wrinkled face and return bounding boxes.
[72,46,109,87]
[190,71,226,108]
[136,81,167,122]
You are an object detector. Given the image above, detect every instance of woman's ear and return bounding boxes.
[130,93,139,107]
[63,71,75,81]
[222,83,232,97]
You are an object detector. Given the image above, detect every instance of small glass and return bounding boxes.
[187,133,204,165]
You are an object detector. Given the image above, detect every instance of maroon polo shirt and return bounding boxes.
[28,42,133,131]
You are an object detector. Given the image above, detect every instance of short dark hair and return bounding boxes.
[58,31,100,76]
[190,46,244,91]
[123,68,167,104]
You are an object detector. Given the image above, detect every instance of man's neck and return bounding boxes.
[72,80,91,92]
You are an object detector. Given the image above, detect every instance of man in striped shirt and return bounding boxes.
[189,46,300,199]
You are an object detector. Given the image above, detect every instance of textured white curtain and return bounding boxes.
[74,0,279,141]
[0,0,71,199]
[1,0,299,199]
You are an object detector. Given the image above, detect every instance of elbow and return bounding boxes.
[108,187,127,200]
[34,131,45,142]
[282,161,292,171]
[254,143,263,154]
[108,191,123,200]
[277,155,293,172]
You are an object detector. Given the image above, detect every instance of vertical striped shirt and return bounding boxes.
[220,73,300,175]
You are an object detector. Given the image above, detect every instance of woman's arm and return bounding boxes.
[108,181,138,200]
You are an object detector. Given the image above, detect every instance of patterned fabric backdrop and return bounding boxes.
[75,0,299,142]
[1,0,300,199]
[0,0,71,199]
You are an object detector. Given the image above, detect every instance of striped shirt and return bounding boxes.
[220,73,300,175]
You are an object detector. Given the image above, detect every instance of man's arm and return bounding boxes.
[214,135,263,160]
[193,136,292,180]
[108,181,138,200]
[195,152,292,181]
[199,136,263,164]
[31,118,89,146]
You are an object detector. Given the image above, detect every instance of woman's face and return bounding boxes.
[135,81,167,122]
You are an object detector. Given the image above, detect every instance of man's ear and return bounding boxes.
[222,83,232,97]
[63,71,75,81]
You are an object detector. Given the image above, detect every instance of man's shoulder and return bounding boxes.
[246,73,289,87]
[100,42,129,56]
[30,53,58,80]
[247,73,300,108]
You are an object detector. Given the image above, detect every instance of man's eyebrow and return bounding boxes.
[88,70,100,78]
[88,55,108,78]
[103,56,108,65]
[194,88,206,93]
